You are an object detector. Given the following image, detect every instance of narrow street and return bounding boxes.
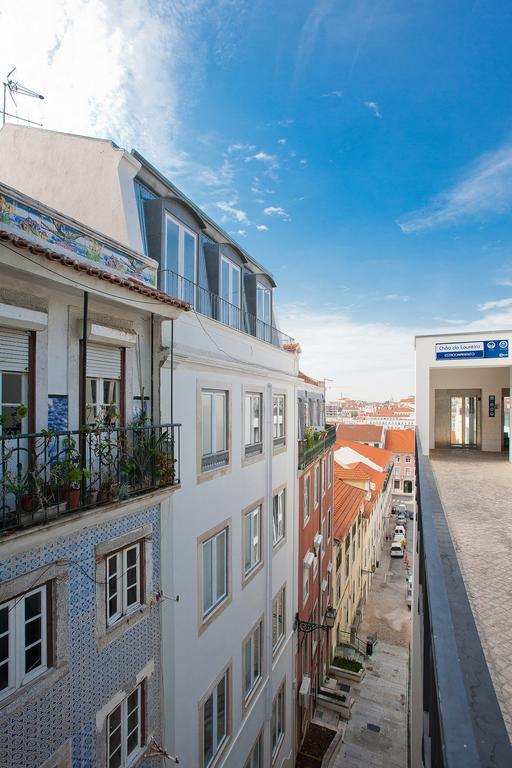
[329,515,411,768]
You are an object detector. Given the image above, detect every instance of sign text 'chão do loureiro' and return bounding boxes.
[435,339,509,361]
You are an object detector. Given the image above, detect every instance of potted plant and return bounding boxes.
[54,437,91,511]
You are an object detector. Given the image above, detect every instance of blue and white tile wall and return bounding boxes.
[0,505,162,768]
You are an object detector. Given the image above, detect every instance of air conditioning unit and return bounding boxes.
[299,675,311,707]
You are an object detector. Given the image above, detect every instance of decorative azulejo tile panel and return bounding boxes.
[0,505,162,768]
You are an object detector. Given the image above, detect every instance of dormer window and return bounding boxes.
[220,256,241,330]
[256,283,271,342]
[164,213,197,305]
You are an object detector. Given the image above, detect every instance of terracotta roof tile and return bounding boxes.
[385,429,416,453]
[333,465,366,539]
[334,438,393,469]
[336,423,385,443]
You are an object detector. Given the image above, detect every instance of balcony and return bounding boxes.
[160,270,294,349]
[414,440,512,767]
[298,424,337,470]
[0,421,180,533]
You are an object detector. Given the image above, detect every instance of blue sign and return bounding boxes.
[436,339,509,361]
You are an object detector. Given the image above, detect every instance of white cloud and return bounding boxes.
[383,294,410,302]
[245,151,279,167]
[263,206,290,220]
[364,100,382,118]
[227,142,256,153]
[256,224,269,231]
[277,138,287,145]
[398,142,512,233]
[299,159,307,165]
[321,90,343,97]
[216,201,249,224]
[477,297,512,312]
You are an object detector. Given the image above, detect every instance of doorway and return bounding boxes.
[502,388,510,452]
[450,395,479,447]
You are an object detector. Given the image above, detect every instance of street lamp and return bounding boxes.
[294,605,336,635]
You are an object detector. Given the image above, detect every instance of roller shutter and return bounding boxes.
[0,327,30,372]
[86,343,121,380]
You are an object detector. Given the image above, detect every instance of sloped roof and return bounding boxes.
[385,429,415,453]
[335,463,371,481]
[334,438,393,469]
[336,423,384,443]
[299,371,323,387]
[333,465,366,540]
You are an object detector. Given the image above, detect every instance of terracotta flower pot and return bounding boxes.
[21,493,33,513]
[66,488,81,511]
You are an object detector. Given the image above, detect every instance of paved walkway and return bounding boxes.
[329,521,410,768]
[431,449,512,738]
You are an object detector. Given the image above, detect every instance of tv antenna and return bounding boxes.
[2,67,45,127]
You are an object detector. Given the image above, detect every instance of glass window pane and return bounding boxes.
[253,627,260,681]
[202,393,212,456]
[203,694,213,765]
[203,539,213,613]
[25,643,42,674]
[215,394,226,453]
[2,373,22,403]
[217,674,226,743]
[165,218,179,275]
[184,231,196,283]
[216,531,226,600]
[244,639,252,694]
[24,591,41,621]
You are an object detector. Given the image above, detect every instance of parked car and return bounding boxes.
[394,525,406,538]
[390,541,404,558]
[406,576,413,607]
[397,514,407,527]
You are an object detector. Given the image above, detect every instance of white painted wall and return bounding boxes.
[0,125,144,252]
[160,312,298,768]
[415,332,512,455]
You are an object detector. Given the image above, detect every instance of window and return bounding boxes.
[405,456,411,463]
[394,479,401,490]
[0,585,48,699]
[395,455,400,463]
[256,283,271,342]
[202,668,229,768]
[0,371,27,435]
[313,549,318,579]
[328,453,333,486]
[394,467,400,476]
[107,683,143,768]
[244,734,261,768]
[273,394,285,446]
[243,621,262,701]
[303,564,309,603]
[303,475,310,525]
[220,256,241,330]
[203,528,228,617]
[311,602,319,655]
[314,464,319,507]
[327,507,332,541]
[271,681,285,761]
[85,344,122,424]
[243,506,262,577]
[201,390,229,472]
[336,572,341,603]
[106,543,142,626]
[272,488,285,547]
[403,480,413,493]
[405,467,412,478]
[164,212,197,305]
[272,586,286,652]
[245,392,263,457]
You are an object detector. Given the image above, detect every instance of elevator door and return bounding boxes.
[451,395,478,447]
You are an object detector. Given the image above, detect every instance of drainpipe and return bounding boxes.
[170,319,174,426]
[80,291,89,501]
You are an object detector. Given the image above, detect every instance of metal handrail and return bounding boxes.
[159,269,294,348]
[298,424,337,470]
[335,629,368,657]
[0,421,181,532]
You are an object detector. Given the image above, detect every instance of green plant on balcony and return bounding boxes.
[53,437,91,511]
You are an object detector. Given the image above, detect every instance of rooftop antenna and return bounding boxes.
[2,67,45,127]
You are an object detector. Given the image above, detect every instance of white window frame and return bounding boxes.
[0,370,28,435]
[201,667,230,768]
[244,732,262,768]
[256,282,271,342]
[272,488,286,547]
[328,452,333,486]
[243,620,263,702]
[303,565,310,604]
[0,585,48,700]
[327,507,332,542]
[303,474,310,525]
[244,391,263,457]
[107,683,143,768]
[314,464,319,507]
[405,456,412,463]
[273,394,286,446]
[85,375,121,424]
[202,528,229,618]
[243,505,262,578]
[106,543,142,627]
[272,585,286,653]
[201,389,229,472]
[271,680,286,762]
[164,212,198,303]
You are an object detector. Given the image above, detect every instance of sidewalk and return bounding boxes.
[328,521,410,768]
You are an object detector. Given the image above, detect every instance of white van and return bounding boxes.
[390,540,404,558]
[394,525,406,538]
[406,576,413,607]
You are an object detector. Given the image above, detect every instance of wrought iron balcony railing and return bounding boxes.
[0,422,180,533]
[298,424,337,470]
[159,270,294,349]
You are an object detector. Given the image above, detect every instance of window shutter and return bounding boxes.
[86,343,121,379]
[0,327,30,372]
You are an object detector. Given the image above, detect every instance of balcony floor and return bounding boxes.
[431,448,512,739]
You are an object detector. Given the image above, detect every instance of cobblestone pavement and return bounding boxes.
[330,519,410,768]
[431,449,512,739]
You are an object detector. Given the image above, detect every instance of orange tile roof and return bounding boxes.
[333,465,366,540]
[385,429,415,453]
[299,371,323,387]
[334,439,393,469]
[336,423,385,443]
[335,463,371,481]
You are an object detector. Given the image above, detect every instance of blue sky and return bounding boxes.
[2,0,512,398]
